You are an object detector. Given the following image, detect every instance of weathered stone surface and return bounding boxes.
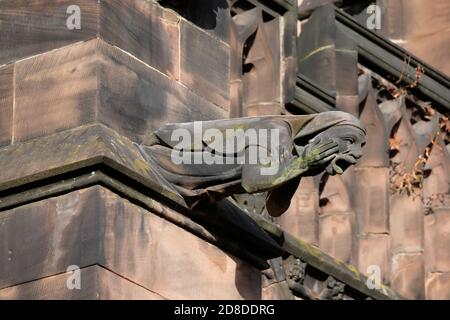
[279,177,319,245]
[180,19,230,109]
[356,87,390,167]
[405,32,450,78]
[0,186,261,299]
[0,187,103,289]
[0,265,165,300]
[390,195,424,254]
[425,209,450,273]
[228,1,297,117]
[378,0,450,75]
[14,39,99,142]
[281,7,297,104]
[422,138,450,200]
[298,4,358,98]
[100,0,180,79]
[380,0,450,40]
[357,234,390,284]
[0,65,13,147]
[335,49,358,96]
[0,0,180,79]
[261,226,403,300]
[319,175,353,214]
[0,124,184,206]
[425,272,450,300]
[391,253,425,300]
[95,39,226,142]
[336,96,359,117]
[281,55,297,105]
[0,0,99,65]
[298,0,335,16]
[99,188,262,300]
[387,108,422,173]
[297,5,336,93]
[261,257,286,288]
[159,0,231,44]
[261,282,294,300]
[319,213,353,263]
[317,174,355,263]
[353,168,390,234]
[13,39,226,143]
[261,257,293,300]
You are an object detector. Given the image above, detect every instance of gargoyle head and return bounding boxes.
[314,124,366,175]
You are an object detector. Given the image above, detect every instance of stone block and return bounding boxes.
[390,194,424,254]
[158,0,231,44]
[100,0,180,79]
[13,39,226,143]
[261,282,294,300]
[298,0,336,15]
[0,265,165,300]
[319,175,352,214]
[422,142,450,199]
[0,187,103,289]
[424,209,450,273]
[357,89,390,167]
[425,272,450,300]
[380,0,450,41]
[95,39,227,142]
[405,31,450,79]
[0,0,180,79]
[279,178,319,245]
[357,234,390,284]
[0,65,13,147]
[336,96,359,117]
[0,186,261,299]
[99,188,262,300]
[390,252,425,300]
[353,168,390,234]
[319,213,353,263]
[281,7,297,104]
[180,19,230,110]
[335,49,358,96]
[0,0,99,65]
[14,39,99,142]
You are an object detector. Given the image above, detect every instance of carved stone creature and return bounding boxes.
[286,257,307,285]
[139,111,365,217]
[319,276,346,300]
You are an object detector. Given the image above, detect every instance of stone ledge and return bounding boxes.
[0,123,404,299]
[249,211,405,300]
[0,124,284,270]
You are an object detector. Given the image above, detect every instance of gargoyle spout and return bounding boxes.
[140,111,366,217]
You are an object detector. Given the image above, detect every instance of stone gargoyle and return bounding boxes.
[138,111,366,217]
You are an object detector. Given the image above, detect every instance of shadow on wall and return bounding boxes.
[233,256,263,299]
[158,0,230,40]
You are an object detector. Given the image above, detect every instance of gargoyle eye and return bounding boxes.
[343,138,354,145]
